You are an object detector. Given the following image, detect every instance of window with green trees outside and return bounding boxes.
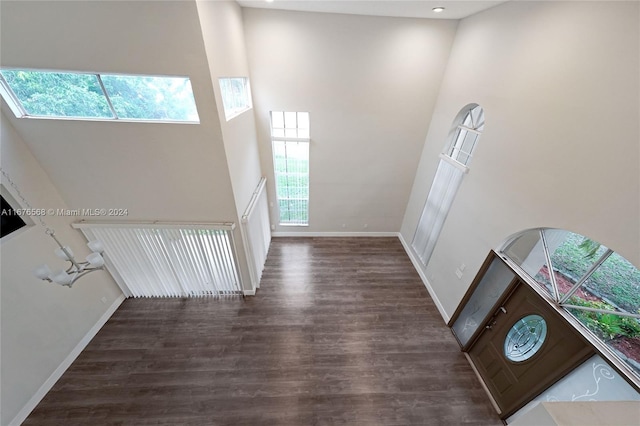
[0,69,199,122]
[270,111,310,226]
[501,229,640,382]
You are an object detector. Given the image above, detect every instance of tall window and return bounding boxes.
[270,111,310,226]
[412,104,484,265]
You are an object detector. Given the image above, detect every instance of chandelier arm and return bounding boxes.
[2,167,106,288]
[68,268,104,287]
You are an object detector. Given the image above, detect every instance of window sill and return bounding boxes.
[224,106,252,122]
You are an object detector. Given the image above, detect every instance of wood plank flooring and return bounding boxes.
[25,237,501,425]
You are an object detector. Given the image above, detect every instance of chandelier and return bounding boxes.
[1,168,106,287]
[34,229,105,286]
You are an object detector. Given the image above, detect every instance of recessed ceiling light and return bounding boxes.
[266,0,274,3]
[432,7,445,13]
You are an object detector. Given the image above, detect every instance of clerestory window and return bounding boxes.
[218,77,252,121]
[0,69,199,122]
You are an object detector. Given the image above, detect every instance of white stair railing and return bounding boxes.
[241,177,272,290]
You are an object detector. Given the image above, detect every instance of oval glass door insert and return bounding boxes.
[504,314,547,362]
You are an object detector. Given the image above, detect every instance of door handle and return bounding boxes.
[486,307,507,330]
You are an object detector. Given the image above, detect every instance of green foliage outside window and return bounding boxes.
[0,69,198,121]
[551,233,640,313]
[2,70,111,118]
[273,149,309,224]
[569,297,640,341]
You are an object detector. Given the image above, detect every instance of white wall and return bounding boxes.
[197,0,263,214]
[243,9,458,233]
[196,0,264,291]
[0,0,238,222]
[0,112,123,425]
[401,1,640,318]
[0,1,256,419]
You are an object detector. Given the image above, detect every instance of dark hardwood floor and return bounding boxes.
[25,237,501,425]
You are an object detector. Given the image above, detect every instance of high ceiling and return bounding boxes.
[237,0,508,20]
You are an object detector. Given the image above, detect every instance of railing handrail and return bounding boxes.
[242,177,267,223]
[72,220,236,231]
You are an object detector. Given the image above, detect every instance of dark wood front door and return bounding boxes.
[467,281,592,418]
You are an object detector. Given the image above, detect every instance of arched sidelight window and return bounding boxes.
[500,228,640,379]
[412,104,485,266]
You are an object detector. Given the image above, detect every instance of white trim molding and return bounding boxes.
[397,233,451,323]
[271,231,399,238]
[10,294,126,426]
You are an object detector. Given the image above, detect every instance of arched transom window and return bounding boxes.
[446,104,485,166]
[500,228,640,380]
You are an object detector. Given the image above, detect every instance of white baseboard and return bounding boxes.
[272,231,399,237]
[10,294,126,426]
[243,288,256,296]
[397,233,450,323]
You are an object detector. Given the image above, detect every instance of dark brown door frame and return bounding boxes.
[465,281,593,418]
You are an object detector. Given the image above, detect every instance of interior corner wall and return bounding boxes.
[0,111,123,425]
[196,0,263,215]
[400,1,640,318]
[196,0,264,291]
[242,8,458,233]
[0,0,238,223]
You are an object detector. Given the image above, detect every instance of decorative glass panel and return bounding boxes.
[504,314,547,362]
[507,354,640,424]
[451,257,516,346]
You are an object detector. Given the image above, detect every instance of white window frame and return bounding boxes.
[412,104,484,266]
[0,68,200,123]
[446,104,484,167]
[499,228,640,389]
[219,77,252,121]
[270,111,310,226]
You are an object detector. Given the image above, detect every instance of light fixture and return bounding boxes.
[34,229,105,287]
[432,7,445,13]
[1,167,106,288]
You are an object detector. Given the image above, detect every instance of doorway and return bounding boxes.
[467,281,593,418]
